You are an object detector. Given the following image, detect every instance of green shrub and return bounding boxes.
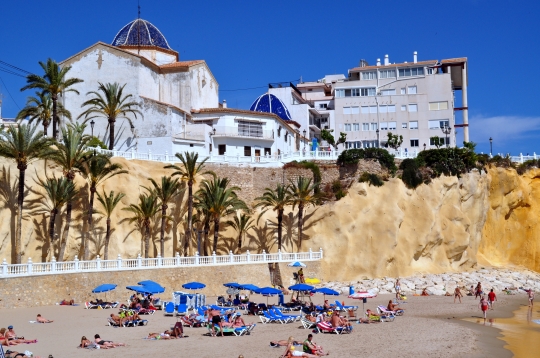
[358,172,384,187]
[517,159,539,175]
[337,148,397,174]
[400,158,423,189]
[331,180,342,193]
[337,149,365,165]
[87,136,107,149]
[416,147,477,178]
[489,154,515,169]
[335,190,347,200]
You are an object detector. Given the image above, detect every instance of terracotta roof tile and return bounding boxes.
[441,57,467,64]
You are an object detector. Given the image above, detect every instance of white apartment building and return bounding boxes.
[332,52,468,152]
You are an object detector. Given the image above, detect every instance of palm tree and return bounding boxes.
[21,58,83,139]
[196,177,247,253]
[96,189,126,260]
[227,212,255,253]
[0,124,55,263]
[123,193,159,258]
[37,176,78,261]
[82,155,127,259]
[79,82,142,150]
[165,152,212,256]
[49,123,91,261]
[194,194,212,256]
[254,184,292,251]
[16,91,72,137]
[288,176,319,251]
[145,176,183,257]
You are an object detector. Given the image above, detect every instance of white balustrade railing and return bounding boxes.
[0,249,323,278]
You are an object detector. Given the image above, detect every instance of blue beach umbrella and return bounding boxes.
[311,287,339,301]
[92,284,117,293]
[138,280,164,288]
[182,282,206,290]
[288,283,314,291]
[126,285,148,294]
[254,287,282,305]
[223,282,241,289]
[287,261,306,268]
[239,284,259,292]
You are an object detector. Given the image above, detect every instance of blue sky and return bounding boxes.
[1,0,539,155]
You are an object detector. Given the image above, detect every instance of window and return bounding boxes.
[335,89,344,98]
[410,139,419,147]
[364,140,378,148]
[353,123,360,131]
[319,103,328,109]
[408,86,417,94]
[381,89,396,95]
[379,105,387,113]
[429,101,449,110]
[429,120,450,129]
[399,67,424,77]
[427,68,435,75]
[362,123,369,131]
[361,71,376,80]
[388,122,397,130]
[344,123,352,131]
[351,106,359,114]
[379,69,396,79]
[343,107,351,115]
[388,105,396,112]
[401,105,406,111]
[400,88,406,95]
[264,147,271,156]
[218,144,226,155]
[371,123,378,131]
[244,146,252,156]
[347,141,362,149]
[361,106,369,114]
[369,106,377,113]
[336,88,375,97]
[361,88,376,96]
[409,121,418,129]
[409,104,418,112]
[380,122,388,130]
[402,123,407,129]
[430,137,450,146]
[238,121,263,138]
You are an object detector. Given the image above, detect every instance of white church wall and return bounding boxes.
[189,65,219,109]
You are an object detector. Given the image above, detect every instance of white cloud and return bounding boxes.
[468,115,540,144]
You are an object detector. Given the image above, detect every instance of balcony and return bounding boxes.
[212,126,273,140]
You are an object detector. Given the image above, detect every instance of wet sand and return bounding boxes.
[0,293,530,357]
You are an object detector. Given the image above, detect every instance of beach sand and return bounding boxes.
[0,293,529,357]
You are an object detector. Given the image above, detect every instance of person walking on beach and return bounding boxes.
[479,296,489,320]
[488,289,497,309]
[528,289,535,307]
[454,287,463,303]
[475,282,483,300]
[395,278,401,300]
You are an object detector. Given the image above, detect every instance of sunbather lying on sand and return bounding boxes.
[80,336,106,349]
[4,349,42,357]
[270,339,302,347]
[36,314,53,323]
[94,334,125,348]
[59,299,75,305]
[146,331,175,340]
[4,326,36,344]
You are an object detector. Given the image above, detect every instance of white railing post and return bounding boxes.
[131,148,135,159]
[176,252,181,266]
[27,257,33,275]
[157,254,162,267]
[294,252,298,260]
[229,250,234,263]
[236,154,240,162]
[74,255,79,271]
[2,258,7,276]
[117,254,122,269]
[113,147,117,157]
[534,152,537,160]
[195,252,200,266]
[246,250,250,263]
[148,150,151,160]
[51,257,57,272]
[278,249,282,261]
[319,248,324,259]
[212,251,217,264]
[137,254,142,268]
[309,248,313,260]
[520,153,524,163]
[262,250,267,262]
[165,151,169,162]
[96,255,101,270]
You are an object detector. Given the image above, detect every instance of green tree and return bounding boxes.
[123,193,159,258]
[96,189,126,260]
[165,152,213,256]
[430,136,443,149]
[289,176,319,251]
[146,176,183,257]
[386,132,403,150]
[79,82,142,150]
[21,58,83,139]
[195,177,247,253]
[253,184,292,251]
[37,176,78,261]
[16,91,71,137]
[0,124,55,263]
[321,129,346,149]
[82,155,127,259]
[226,212,255,253]
[49,123,91,261]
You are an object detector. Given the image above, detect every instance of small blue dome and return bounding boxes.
[250,93,292,121]
[112,19,172,50]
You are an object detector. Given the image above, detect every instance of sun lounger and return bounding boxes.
[267,310,294,324]
[207,324,247,336]
[377,305,402,317]
[301,316,317,329]
[335,300,358,311]
[164,302,176,316]
[272,308,300,322]
[107,317,124,327]
[85,302,100,309]
[316,321,351,334]
[376,307,397,321]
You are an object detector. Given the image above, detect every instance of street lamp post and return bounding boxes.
[376,129,379,148]
[90,120,95,156]
[489,137,493,156]
[302,129,306,152]
[441,123,452,148]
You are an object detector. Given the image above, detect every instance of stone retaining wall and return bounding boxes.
[0,261,322,309]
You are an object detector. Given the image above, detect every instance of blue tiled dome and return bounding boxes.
[112,19,172,50]
[250,93,292,121]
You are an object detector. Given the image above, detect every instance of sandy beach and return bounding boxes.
[1,293,533,358]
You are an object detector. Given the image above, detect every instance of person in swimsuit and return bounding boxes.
[207,309,224,337]
[94,334,125,348]
[454,287,463,303]
[80,336,104,349]
[479,296,489,320]
[475,282,483,299]
[146,332,174,340]
[36,314,53,323]
[395,278,401,300]
[528,289,535,307]
[488,289,497,309]
[282,337,318,358]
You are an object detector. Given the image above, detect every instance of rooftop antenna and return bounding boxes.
[137,0,141,55]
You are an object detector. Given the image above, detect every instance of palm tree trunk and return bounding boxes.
[104,217,111,260]
[84,186,96,260]
[48,209,57,262]
[15,167,26,264]
[43,121,49,137]
[52,94,58,140]
[203,220,210,256]
[160,205,166,257]
[277,209,284,251]
[58,200,73,261]
[297,204,304,251]
[237,233,242,254]
[144,221,150,259]
[213,217,220,253]
[108,118,115,150]
[184,181,193,256]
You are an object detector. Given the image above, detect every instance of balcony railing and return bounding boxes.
[212,126,273,140]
